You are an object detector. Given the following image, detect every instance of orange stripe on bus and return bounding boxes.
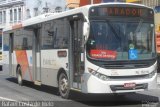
[15,50,33,81]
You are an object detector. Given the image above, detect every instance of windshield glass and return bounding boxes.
[86,20,156,61]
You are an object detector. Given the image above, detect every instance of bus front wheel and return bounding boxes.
[58,72,70,99]
[17,66,23,86]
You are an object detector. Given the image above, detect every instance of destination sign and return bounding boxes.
[104,7,142,17]
[90,6,153,18]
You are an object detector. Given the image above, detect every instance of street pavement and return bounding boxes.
[0,71,160,107]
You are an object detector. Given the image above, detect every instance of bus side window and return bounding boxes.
[14,29,33,50]
[3,33,9,51]
[54,18,69,49]
[41,21,55,49]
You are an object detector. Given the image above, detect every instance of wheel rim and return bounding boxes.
[59,74,69,96]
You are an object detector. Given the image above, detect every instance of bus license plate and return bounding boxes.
[124,83,136,88]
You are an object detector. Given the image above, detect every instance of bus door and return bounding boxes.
[69,15,84,90]
[33,29,41,84]
[9,33,14,76]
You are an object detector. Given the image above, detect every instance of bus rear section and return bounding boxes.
[83,4,157,94]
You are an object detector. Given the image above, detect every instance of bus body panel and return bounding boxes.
[3,51,9,75]
[85,60,157,76]
[3,49,69,87]
[81,58,157,93]
[41,68,59,87]
[41,49,68,87]
[5,50,33,81]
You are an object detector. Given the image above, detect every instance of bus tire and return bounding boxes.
[17,66,23,86]
[58,72,70,99]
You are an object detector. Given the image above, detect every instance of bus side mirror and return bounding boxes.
[83,22,89,40]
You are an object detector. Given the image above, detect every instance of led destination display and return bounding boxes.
[90,6,153,18]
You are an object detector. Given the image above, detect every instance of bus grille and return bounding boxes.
[88,58,156,69]
[110,83,148,91]
[108,74,149,80]
[101,63,149,69]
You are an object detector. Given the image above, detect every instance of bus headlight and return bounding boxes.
[88,68,109,81]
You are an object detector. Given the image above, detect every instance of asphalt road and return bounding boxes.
[0,71,160,107]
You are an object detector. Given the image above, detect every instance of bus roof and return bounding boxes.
[3,2,152,32]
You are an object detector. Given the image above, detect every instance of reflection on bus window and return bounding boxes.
[87,20,155,60]
[41,19,69,49]
[14,29,33,50]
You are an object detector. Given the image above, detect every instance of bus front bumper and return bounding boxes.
[81,73,157,94]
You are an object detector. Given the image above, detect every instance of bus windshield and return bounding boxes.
[86,20,156,61]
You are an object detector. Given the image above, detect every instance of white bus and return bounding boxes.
[3,3,157,98]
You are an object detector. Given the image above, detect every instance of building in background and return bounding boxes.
[141,0,160,8]
[66,0,128,9]
[0,0,65,29]
[66,0,102,9]
[66,0,160,9]
[0,0,25,29]
[126,0,160,9]
[65,0,80,9]
[126,0,141,3]
[25,0,65,18]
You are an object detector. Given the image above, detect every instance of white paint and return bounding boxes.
[0,96,34,106]
[0,96,16,101]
